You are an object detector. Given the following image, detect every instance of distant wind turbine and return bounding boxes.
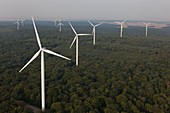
[53,20,57,26]
[143,22,151,37]
[57,19,64,32]
[15,19,20,30]
[21,19,25,27]
[115,20,127,37]
[69,22,91,66]
[88,21,103,45]
[19,17,71,111]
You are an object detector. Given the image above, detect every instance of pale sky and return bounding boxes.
[0,0,170,21]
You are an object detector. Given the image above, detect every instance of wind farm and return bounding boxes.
[0,0,170,113]
[0,19,169,113]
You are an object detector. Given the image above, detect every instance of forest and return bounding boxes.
[0,20,170,113]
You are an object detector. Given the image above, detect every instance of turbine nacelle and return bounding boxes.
[88,20,103,28]
[143,22,151,26]
[115,22,122,25]
[115,20,127,25]
[69,33,91,49]
[57,23,64,27]
[15,22,20,25]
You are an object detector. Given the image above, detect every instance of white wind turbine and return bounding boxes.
[15,19,20,30]
[143,22,151,37]
[115,20,127,37]
[69,22,91,66]
[21,19,25,27]
[53,20,57,26]
[88,21,103,45]
[57,19,64,32]
[19,17,71,111]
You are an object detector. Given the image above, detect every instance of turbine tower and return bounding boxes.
[57,19,64,32]
[15,19,20,30]
[88,21,102,45]
[143,22,151,37]
[115,20,127,37]
[69,22,91,66]
[19,17,71,111]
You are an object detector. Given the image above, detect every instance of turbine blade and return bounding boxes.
[42,48,70,60]
[122,19,127,23]
[15,22,20,25]
[32,17,42,49]
[19,50,41,72]
[143,22,151,26]
[68,22,77,35]
[147,23,151,25]
[57,23,64,26]
[60,23,64,26]
[115,22,122,25]
[78,34,91,36]
[143,22,146,25]
[56,24,60,27]
[88,20,94,26]
[69,36,77,49]
[95,23,102,27]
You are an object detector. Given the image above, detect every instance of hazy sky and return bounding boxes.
[0,0,170,21]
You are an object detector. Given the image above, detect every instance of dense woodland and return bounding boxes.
[0,20,170,113]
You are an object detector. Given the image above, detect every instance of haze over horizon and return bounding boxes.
[0,0,170,22]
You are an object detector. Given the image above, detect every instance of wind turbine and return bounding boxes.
[53,20,57,26]
[88,21,102,45]
[21,19,25,27]
[19,17,71,111]
[15,19,20,30]
[143,22,151,36]
[57,19,64,32]
[115,20,127,37]
[69,22,91,66]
